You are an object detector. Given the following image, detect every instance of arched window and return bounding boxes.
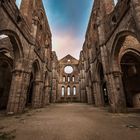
[63,76,66,82]
[114,0,118,6]
[62,87,65,96]
[16,0,22,8]
[73,87,76,96]
[72,76,75,82]
[68,76,70,82]
[67,86,71,96]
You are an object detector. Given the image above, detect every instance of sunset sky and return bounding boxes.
[43,0,93,59]
[16,0,117,59]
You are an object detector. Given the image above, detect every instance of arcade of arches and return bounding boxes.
[0,0,140,114]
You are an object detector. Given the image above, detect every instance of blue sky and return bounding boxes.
[43,0,93,59]
[16,0,93,59]
[16,0,118,59]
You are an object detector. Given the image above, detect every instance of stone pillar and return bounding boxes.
[32,80,43,108]
[131,0,140,34]
[93,81,104,107]
[81,89,86,103]
[86,86,93,104]
[100,45,110,106]
[7,70,30,114]
[107,71,126,113]
[92,81,98,106]
[52,79,57,103]
[43,85,50,106]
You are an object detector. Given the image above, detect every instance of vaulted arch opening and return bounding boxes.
[26,60,41,107]
[0,55,12,110]
[111,32,140,111]
[0,31,23,112]
[121,52,140,108]
[98,64,109,106]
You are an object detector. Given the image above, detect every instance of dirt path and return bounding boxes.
[0,103,140,140]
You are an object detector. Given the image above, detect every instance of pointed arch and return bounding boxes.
[0,29,24,60]
[110,30,140,71]
[32,59,41,80]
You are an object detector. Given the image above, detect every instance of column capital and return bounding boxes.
[107,71,122,77]
[12,69,31,75]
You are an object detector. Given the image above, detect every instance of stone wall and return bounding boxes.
[0,0,53,114]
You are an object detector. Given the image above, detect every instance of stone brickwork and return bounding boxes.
[57,55,80,103]
[0,0,53,114]
[0,0,140,114]
[79,0,140,112]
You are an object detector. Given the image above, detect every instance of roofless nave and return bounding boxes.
[0,0,140,114]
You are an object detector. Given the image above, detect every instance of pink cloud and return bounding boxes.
[52,30,83,60]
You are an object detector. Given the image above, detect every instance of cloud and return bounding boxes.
[44,0,93,59]
[15,0,93,59]
[52,29,83,60]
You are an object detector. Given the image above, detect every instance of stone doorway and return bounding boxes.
[26,61,41,108]
[0,56,12,110]
[26,73,34,107]
[99,65,109,106]
[121,52,140,108]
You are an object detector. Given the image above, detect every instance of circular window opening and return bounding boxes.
[64,66,73,74]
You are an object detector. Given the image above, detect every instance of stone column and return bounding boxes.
[43,85,50,106]
[32,80,43,108]
[131,0,140,33]
[92,81,98,106]
[86,86,93,104]
[107,71,126,113]
[80,90,85,103]
[93,81,104,107]
[7,70,30,114]
[52,79,57,103]
[100,45,110,107]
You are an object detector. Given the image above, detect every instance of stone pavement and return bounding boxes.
[0,103,140,140]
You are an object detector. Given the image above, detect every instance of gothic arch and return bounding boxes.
[32,59,41,80]
[0,54,13,110]
[120,51,140,108]
[109,31,140,109]
[95,62,109,106]
[109,30,140,71]
[0,29,24,60]
[0,30,24,111]
[26,59,42,107]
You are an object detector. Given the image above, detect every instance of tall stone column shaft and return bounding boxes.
[107,71,126,113]
[86,86,93,104]
[42,86,50,106]
[93,81,104,107]
[7,70,30,114]
[32,80,43,108]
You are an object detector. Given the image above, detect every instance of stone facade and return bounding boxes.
[57,55,80,103]
[0,0,140,114]
[79,0,140,112]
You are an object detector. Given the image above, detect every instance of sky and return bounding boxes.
[16,0,118,60]
[16,0,93,59]
[43,0,93,59]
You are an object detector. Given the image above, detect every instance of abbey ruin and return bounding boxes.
[0,0,140,115]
